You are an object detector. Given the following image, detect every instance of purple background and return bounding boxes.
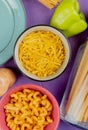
[1,0,88,130]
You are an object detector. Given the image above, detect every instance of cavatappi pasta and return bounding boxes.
[18,30,65,78]
[4,88,53,130]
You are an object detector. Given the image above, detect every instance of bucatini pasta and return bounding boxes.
[38,0,61,9]
[4,88,53,130]
[18,30,65,78]
[65,42,88,123]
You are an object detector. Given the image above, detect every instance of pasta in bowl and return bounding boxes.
[0,84,60,130]
[14,25,70,81]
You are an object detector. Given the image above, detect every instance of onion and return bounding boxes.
[0,68,16,96]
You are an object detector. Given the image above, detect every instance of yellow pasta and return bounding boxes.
[4,88,53,130]
[19,30,65,78]
[38,0,61,9]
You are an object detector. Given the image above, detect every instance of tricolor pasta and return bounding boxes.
[18,30,65,78]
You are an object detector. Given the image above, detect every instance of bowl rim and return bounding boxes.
[14,24,71,81]
[0,84,60,130]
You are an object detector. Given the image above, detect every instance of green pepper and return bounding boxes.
[50,0,87,37]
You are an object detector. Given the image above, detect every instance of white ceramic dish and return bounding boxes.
[0,0,26,65]
[14,25,70,81]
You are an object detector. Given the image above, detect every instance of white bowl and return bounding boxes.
[14,25,70,81]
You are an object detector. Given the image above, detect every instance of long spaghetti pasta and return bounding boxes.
[18,30,65,78]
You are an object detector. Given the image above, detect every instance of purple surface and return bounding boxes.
[1,0,88,130]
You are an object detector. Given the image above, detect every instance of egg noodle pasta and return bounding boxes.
[4,88,53,130]
[18,30,65,78]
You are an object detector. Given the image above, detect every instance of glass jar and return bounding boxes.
[60,40,88,129]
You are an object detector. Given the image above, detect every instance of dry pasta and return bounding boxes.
[4,88,53,130]
[38,0,61,9]
[18,30,65,78]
